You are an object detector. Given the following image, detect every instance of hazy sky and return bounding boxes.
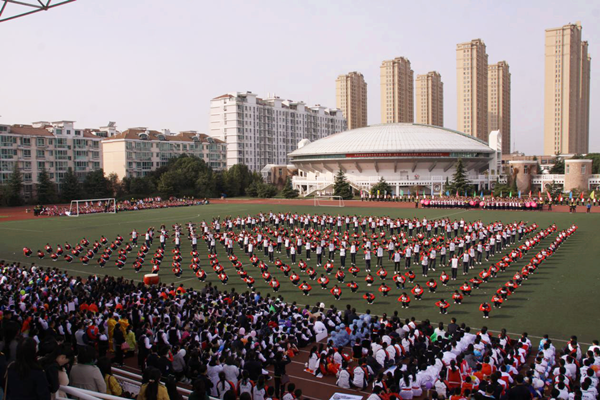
[1,0,598,154]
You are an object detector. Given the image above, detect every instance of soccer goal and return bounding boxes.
[68,198,117,217]
[313,195,345,207]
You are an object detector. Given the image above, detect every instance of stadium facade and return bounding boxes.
[289,123,503,196]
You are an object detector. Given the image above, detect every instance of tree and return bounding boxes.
[281,177,299,199]
[257,182,278,198]
[370,177,392,197]
[550,158,564,174]
[61,167,82,201]
[36,167,57,204]
[107,173,124,198]
[83,169,111,198]
[3,164,24,206]
[447,159,472,195]
[333,169,353,200]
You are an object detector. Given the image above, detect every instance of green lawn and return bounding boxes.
[0,204,598,344]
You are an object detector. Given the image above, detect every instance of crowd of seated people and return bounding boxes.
[0,259,598,400]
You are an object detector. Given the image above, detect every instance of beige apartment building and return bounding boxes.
[0,121,103,198]
[544,22,591,155]
[336,72,368,130]
[380,57,414,123]
[102,129,226,179]
[457,39,489,141]
[488,61,511,154]
[415,71,444,127]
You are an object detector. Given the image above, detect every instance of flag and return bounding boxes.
[456,190,459,197]
[464,190,468,197]
[518,191,521,199]
[509,191,512,198]
[500,191,503,198]
[538,191,542,199]
[377,190,380,198]
[416,190,419,197]
[384,190,387,198]
[446,190,449,197]
[473,190,476,197]
[559,194,563,202]
[528,190,532,198]
[546,191,552,201]
[480,191,483,198]
[580,192,584,200]
[569,191,573,199]
[400,189,404,196]
[591,191,595,200]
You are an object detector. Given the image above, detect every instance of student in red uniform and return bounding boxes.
[398,293,411,308]
[330,285,342,300]
[491,294,503,308]
[378,283,391,297]
[299,281,312,296]
[363,292,375,304]
[393,273,406,289]
[270,277,280,292]
[335,268,345,283]
[405,270,416,283]
[318,274,330,289]
[436,299,450,314]
[37,250,45,259]
[452,290,464,305]
[426,279,438,293]
[290,272,300,286]
[23,247,32,257]
[411,284,424,300]
[479,302,491,318]
[346,281,359,293]
[460,282,472,296]
[440,271,450,286]
[376,267,388,280]
[365,273,374,287]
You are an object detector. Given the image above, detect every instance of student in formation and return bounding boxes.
[436,299,450,314]
[330,284,342,300]
[346,281,359,293]
[378,283,391,297]
[299,281,312,296]
[363,292,376,304]
[452,290,463,305]
[411,284,424,300]
[479,302,492,318]
[398,293,411,308]
[426,278,438,293]
[440,271,450,286]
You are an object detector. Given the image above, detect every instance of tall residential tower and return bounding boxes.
[544,22,591,155]
[488,61,511,154]
[380,57,414,123]
[457,39,489,141]
[415,71,444,127]
[336,72,368,130]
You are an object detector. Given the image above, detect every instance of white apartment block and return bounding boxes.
[102,128,226,179]
[210,92,347,171]
[0,121,103,198]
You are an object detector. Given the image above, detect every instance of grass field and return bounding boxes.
[0,203,598,344]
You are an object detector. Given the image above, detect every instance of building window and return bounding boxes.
[582,165,586,174]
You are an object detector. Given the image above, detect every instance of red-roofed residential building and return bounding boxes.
[101,128,226,179]
[0,121,104,199]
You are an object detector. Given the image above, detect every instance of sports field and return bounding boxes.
[0,203,598,344]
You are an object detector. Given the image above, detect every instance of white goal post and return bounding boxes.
[68,198,117,217]
[313,195,345,207]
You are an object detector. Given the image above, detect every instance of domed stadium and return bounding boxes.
[289,123,503,196]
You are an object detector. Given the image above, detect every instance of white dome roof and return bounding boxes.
[289,123,493,157]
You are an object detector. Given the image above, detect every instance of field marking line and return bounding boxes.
[0,227,42,232]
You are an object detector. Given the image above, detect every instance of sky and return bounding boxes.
[1,0,598,155]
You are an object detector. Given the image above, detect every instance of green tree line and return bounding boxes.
[0,154,301,206]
